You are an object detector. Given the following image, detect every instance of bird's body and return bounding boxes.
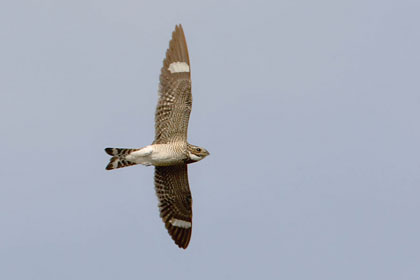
[104,25,209,249]
[105,143,207,167]
[130,144,186,166]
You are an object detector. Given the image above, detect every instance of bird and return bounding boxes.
[104,24,209,249]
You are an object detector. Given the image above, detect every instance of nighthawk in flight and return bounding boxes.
[105,25,209,249]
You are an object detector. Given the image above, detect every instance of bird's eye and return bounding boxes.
[196,148,201,152]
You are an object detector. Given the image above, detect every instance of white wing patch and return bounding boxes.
[168,62,190,73]
[169,218,192,228]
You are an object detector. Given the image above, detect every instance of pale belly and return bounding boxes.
[125,144,186,166]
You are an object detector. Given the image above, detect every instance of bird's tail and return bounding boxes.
[105,148,140,170]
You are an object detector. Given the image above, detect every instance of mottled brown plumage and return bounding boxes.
[104,25,209,249]
[155,165,192,248]
[154,25,194,249]
[155,25,192,144]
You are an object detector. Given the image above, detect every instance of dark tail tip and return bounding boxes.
[105,148,114,156]
[105,156,118,170]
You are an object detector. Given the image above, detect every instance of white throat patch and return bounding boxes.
[188,152,202,162]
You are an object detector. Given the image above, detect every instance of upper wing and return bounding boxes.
[154,24,192,144]
[155,164,193,249]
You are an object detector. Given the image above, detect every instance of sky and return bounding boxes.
[1,0,419,279]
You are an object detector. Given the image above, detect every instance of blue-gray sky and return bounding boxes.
[1,0,419,279]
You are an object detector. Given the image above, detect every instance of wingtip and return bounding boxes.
[174,24,185,37]
[165,223,192,249]
[173,236,190,249]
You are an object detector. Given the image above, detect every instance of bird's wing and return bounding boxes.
[154,24,192,144]
[154,164,193,249]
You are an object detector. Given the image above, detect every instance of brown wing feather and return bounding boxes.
[155,24,192,144]
[154,164,192,249]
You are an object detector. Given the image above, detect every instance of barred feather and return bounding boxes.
[105,148,139,170]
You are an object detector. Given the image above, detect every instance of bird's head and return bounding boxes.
[187,144,210,163]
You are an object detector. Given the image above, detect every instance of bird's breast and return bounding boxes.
[149,143,187,166]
